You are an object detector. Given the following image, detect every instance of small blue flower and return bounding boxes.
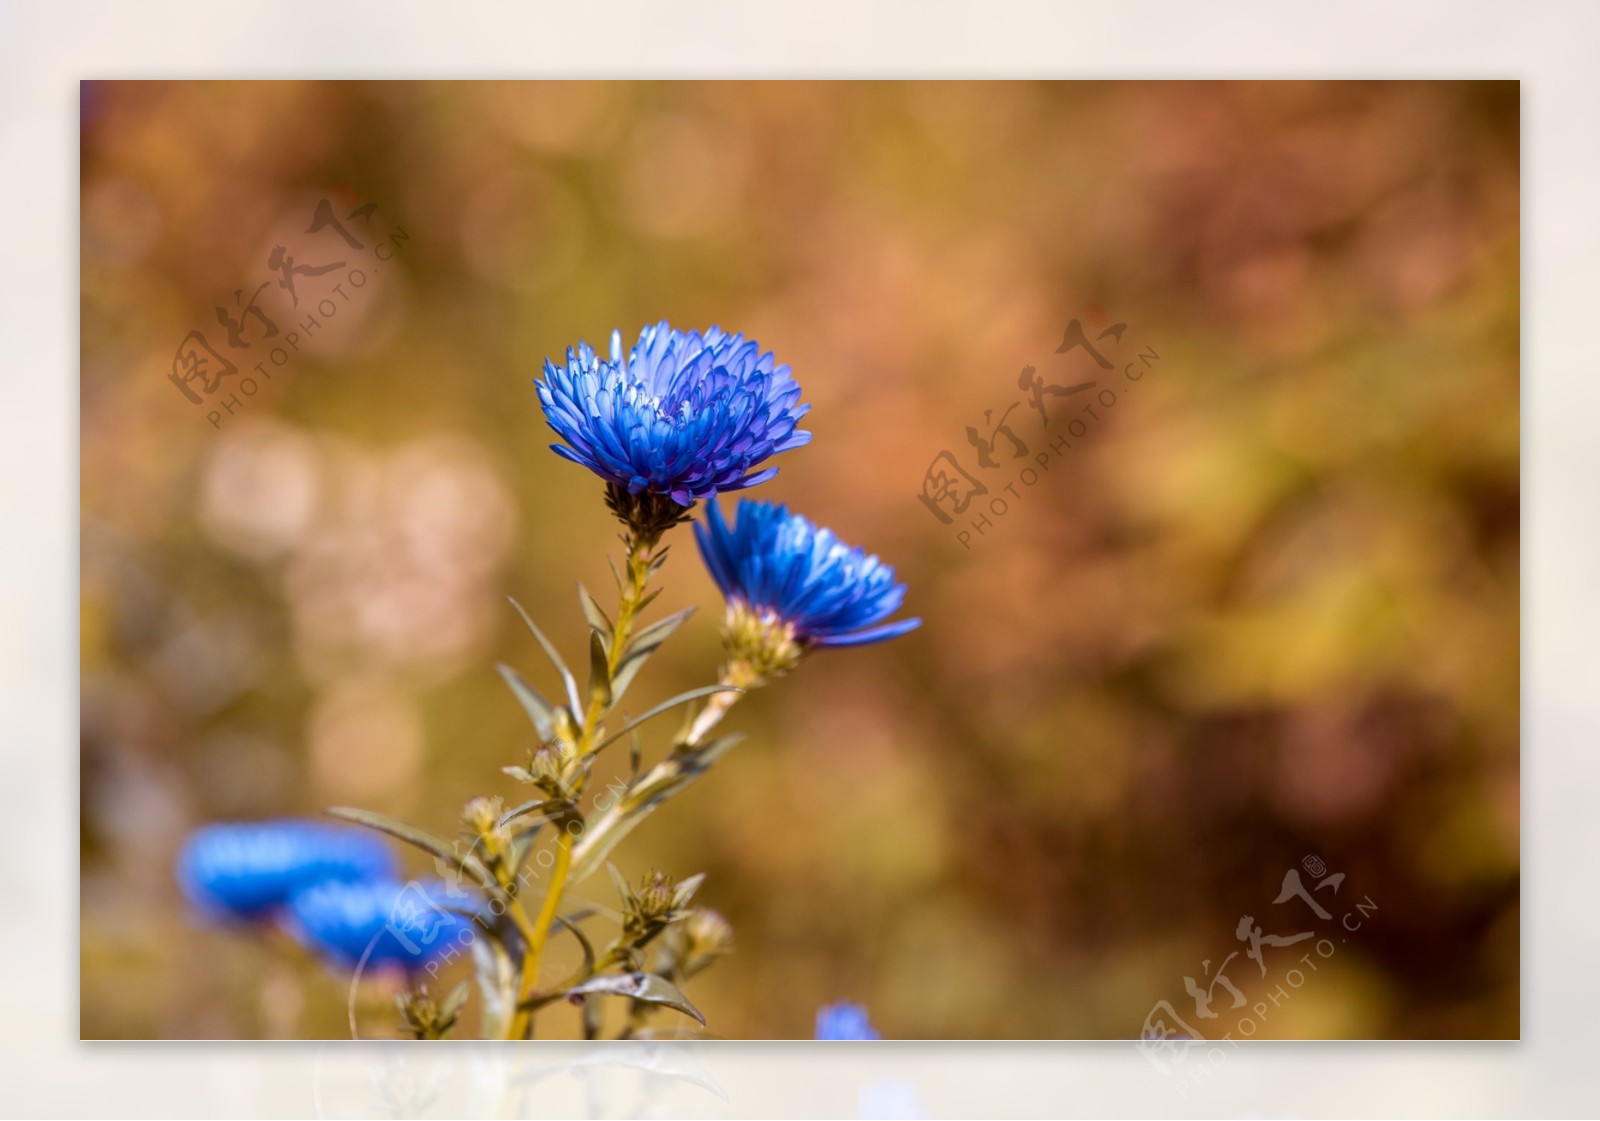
[816,1001,880,1040]
[536,321,811,507]
[177,820,397,922]
[695,500,921,648]
[286,878,477,971]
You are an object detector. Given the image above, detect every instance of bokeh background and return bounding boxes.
[79,80,1519,1040]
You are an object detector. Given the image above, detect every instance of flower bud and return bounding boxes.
[634,869,677,922]
[396,981,468,1040]
[721,602,803,680]
[461,795,511,877]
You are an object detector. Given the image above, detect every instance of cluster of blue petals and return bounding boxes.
[286,878,476,970]
[178,820,478,972]
[536,321,811,506]
[815,1001,880,1040]
[695,500,921,647]
[176,820,396,922]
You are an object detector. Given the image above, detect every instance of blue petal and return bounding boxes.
[695,501,918,650]
[534,323,810,502]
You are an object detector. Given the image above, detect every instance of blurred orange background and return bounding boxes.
[79,80,1519,1039]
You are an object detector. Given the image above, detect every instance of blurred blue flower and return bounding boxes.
[176,820,397,922]
[286,878,477,971]
[536,321,811,507]
[816,1001,880,1040]
[695,501,921,648]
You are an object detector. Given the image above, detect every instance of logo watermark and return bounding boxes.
[1136,854,1378,1096]
[343,775,636,1039]
[168,189,410,429]
[915,304,1163,548]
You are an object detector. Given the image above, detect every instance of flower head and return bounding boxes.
[176,820,396,922]
[816,1001,880,1040]
[695,501,921,665]
[536,321,811,509]
[286,878,477,970]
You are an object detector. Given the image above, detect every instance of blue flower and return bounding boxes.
[695,500,921,649]
[177,820,397,922]
[286,878,477,971]
[536,321,811,507]
[816,1001,880,1040]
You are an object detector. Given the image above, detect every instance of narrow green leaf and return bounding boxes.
[567,734,744,884]
[554,913,597,979]
[672,872,706,910]
[608,655,648,707]
[625,605,695,656]
[499,798,550,828]
[325,807,501,897]
[607,862,633,909]
[441,981,471,1022]
[508,596,583,718]
[587,630,613,710]
[610,606,696,703]
[499,797,578,830]
[593,686,741,753]
[510,826,541,876]
[471,932,517,1040]
[496,663,557,742]
[577,583,613,643]
[565,972,706,1026]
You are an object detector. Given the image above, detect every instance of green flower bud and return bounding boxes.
[721,602,803,680]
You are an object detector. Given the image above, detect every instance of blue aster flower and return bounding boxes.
[286,878,478,971]
[176,820,397,922]
[535,321,811,509]
[816,1001,880,1040]
[695,500,921,653]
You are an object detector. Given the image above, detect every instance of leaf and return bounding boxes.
[624,606,696,657]
[587,630,613,710]
[608,656,648,708]
[510,825,542,874]
[471,932,517,1040]
[325,807,502,897]
[565,973,706,1026]
[672,872,706,910]
[496,663,558,742]
[581,992,603,1040]
[441,980,471,1023]
[499,798,550,828]
[567,734,744,884]
[577,583,613,643]
[508,596,583,718]
[499,797,578,830]
[553,913,597,979]
[593,686,741,753]
[607,862,634,910]
[610,606,696,703]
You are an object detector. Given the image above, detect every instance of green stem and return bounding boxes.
[505,528,658,1039]
[684,659,758,746]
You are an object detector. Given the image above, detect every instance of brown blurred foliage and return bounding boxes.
[79,80,1518,1039]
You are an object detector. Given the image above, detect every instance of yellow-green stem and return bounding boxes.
[685,659,758,745]
[506,530,656,1039]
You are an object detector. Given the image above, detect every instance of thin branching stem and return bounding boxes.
[507,527,658,1038]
